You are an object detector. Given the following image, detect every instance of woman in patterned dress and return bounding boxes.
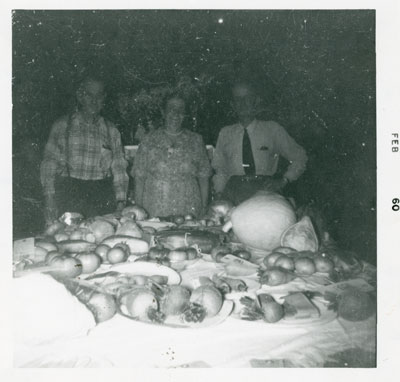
[132,95,211,218]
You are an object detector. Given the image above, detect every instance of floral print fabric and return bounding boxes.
[132,129,212,217]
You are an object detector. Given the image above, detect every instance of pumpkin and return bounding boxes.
[280,215,319,252]
[222,191,296,251]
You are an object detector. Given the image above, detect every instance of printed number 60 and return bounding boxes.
[393,198,400,211]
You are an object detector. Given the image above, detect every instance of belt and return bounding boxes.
[232,175,270,183]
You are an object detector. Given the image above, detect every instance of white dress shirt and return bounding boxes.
[212,119,308,193]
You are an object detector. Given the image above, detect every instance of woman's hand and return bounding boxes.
[44,194,58,226]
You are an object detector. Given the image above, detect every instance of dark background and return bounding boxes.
[12,10,376,264]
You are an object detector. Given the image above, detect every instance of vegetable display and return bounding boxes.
[13,199,375,330]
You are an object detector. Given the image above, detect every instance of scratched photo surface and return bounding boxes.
[12,9,376,368]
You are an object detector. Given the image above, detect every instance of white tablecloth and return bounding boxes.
[14,260,376,368]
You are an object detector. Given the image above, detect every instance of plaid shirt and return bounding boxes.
[40,112,129,201]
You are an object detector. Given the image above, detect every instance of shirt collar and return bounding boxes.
[75,111,104,126]
[239,119,257,133]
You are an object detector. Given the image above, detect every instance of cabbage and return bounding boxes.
[115,219,143,238]
[88,219,115,243]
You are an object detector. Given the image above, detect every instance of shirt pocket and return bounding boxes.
[256,145,277,172]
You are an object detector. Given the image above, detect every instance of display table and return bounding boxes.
[14,258,376,368]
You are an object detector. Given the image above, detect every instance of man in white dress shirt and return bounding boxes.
[212,81,308,205]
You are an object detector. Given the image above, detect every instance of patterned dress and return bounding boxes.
[132,129,212,218]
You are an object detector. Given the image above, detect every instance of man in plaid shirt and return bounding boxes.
[40,77,129,224]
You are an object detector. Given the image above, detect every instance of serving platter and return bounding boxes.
[85,261,181,285]
[118,299,234,329]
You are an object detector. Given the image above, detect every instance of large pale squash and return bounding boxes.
[222,191,296,251]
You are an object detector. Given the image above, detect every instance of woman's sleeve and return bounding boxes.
[132,138,149,178]
[195,135,212,178]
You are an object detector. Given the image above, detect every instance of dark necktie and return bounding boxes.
[242,127,255,175]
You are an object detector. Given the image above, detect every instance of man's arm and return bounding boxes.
[40,119,66,224]
[274,124,308,182]
[109,124,129,209]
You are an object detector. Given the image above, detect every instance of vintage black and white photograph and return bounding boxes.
[9,6,381,369]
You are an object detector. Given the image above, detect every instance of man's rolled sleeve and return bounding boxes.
[110,126,129,201]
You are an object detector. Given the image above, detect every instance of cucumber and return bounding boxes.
[101,235,149,254]
[57,240,97,253]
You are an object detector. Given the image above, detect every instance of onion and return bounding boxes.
[313,254,334,273]
[263,252,283,268]
[260,268,294,286]
[274,255,295,271]
[294,257,316,275]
